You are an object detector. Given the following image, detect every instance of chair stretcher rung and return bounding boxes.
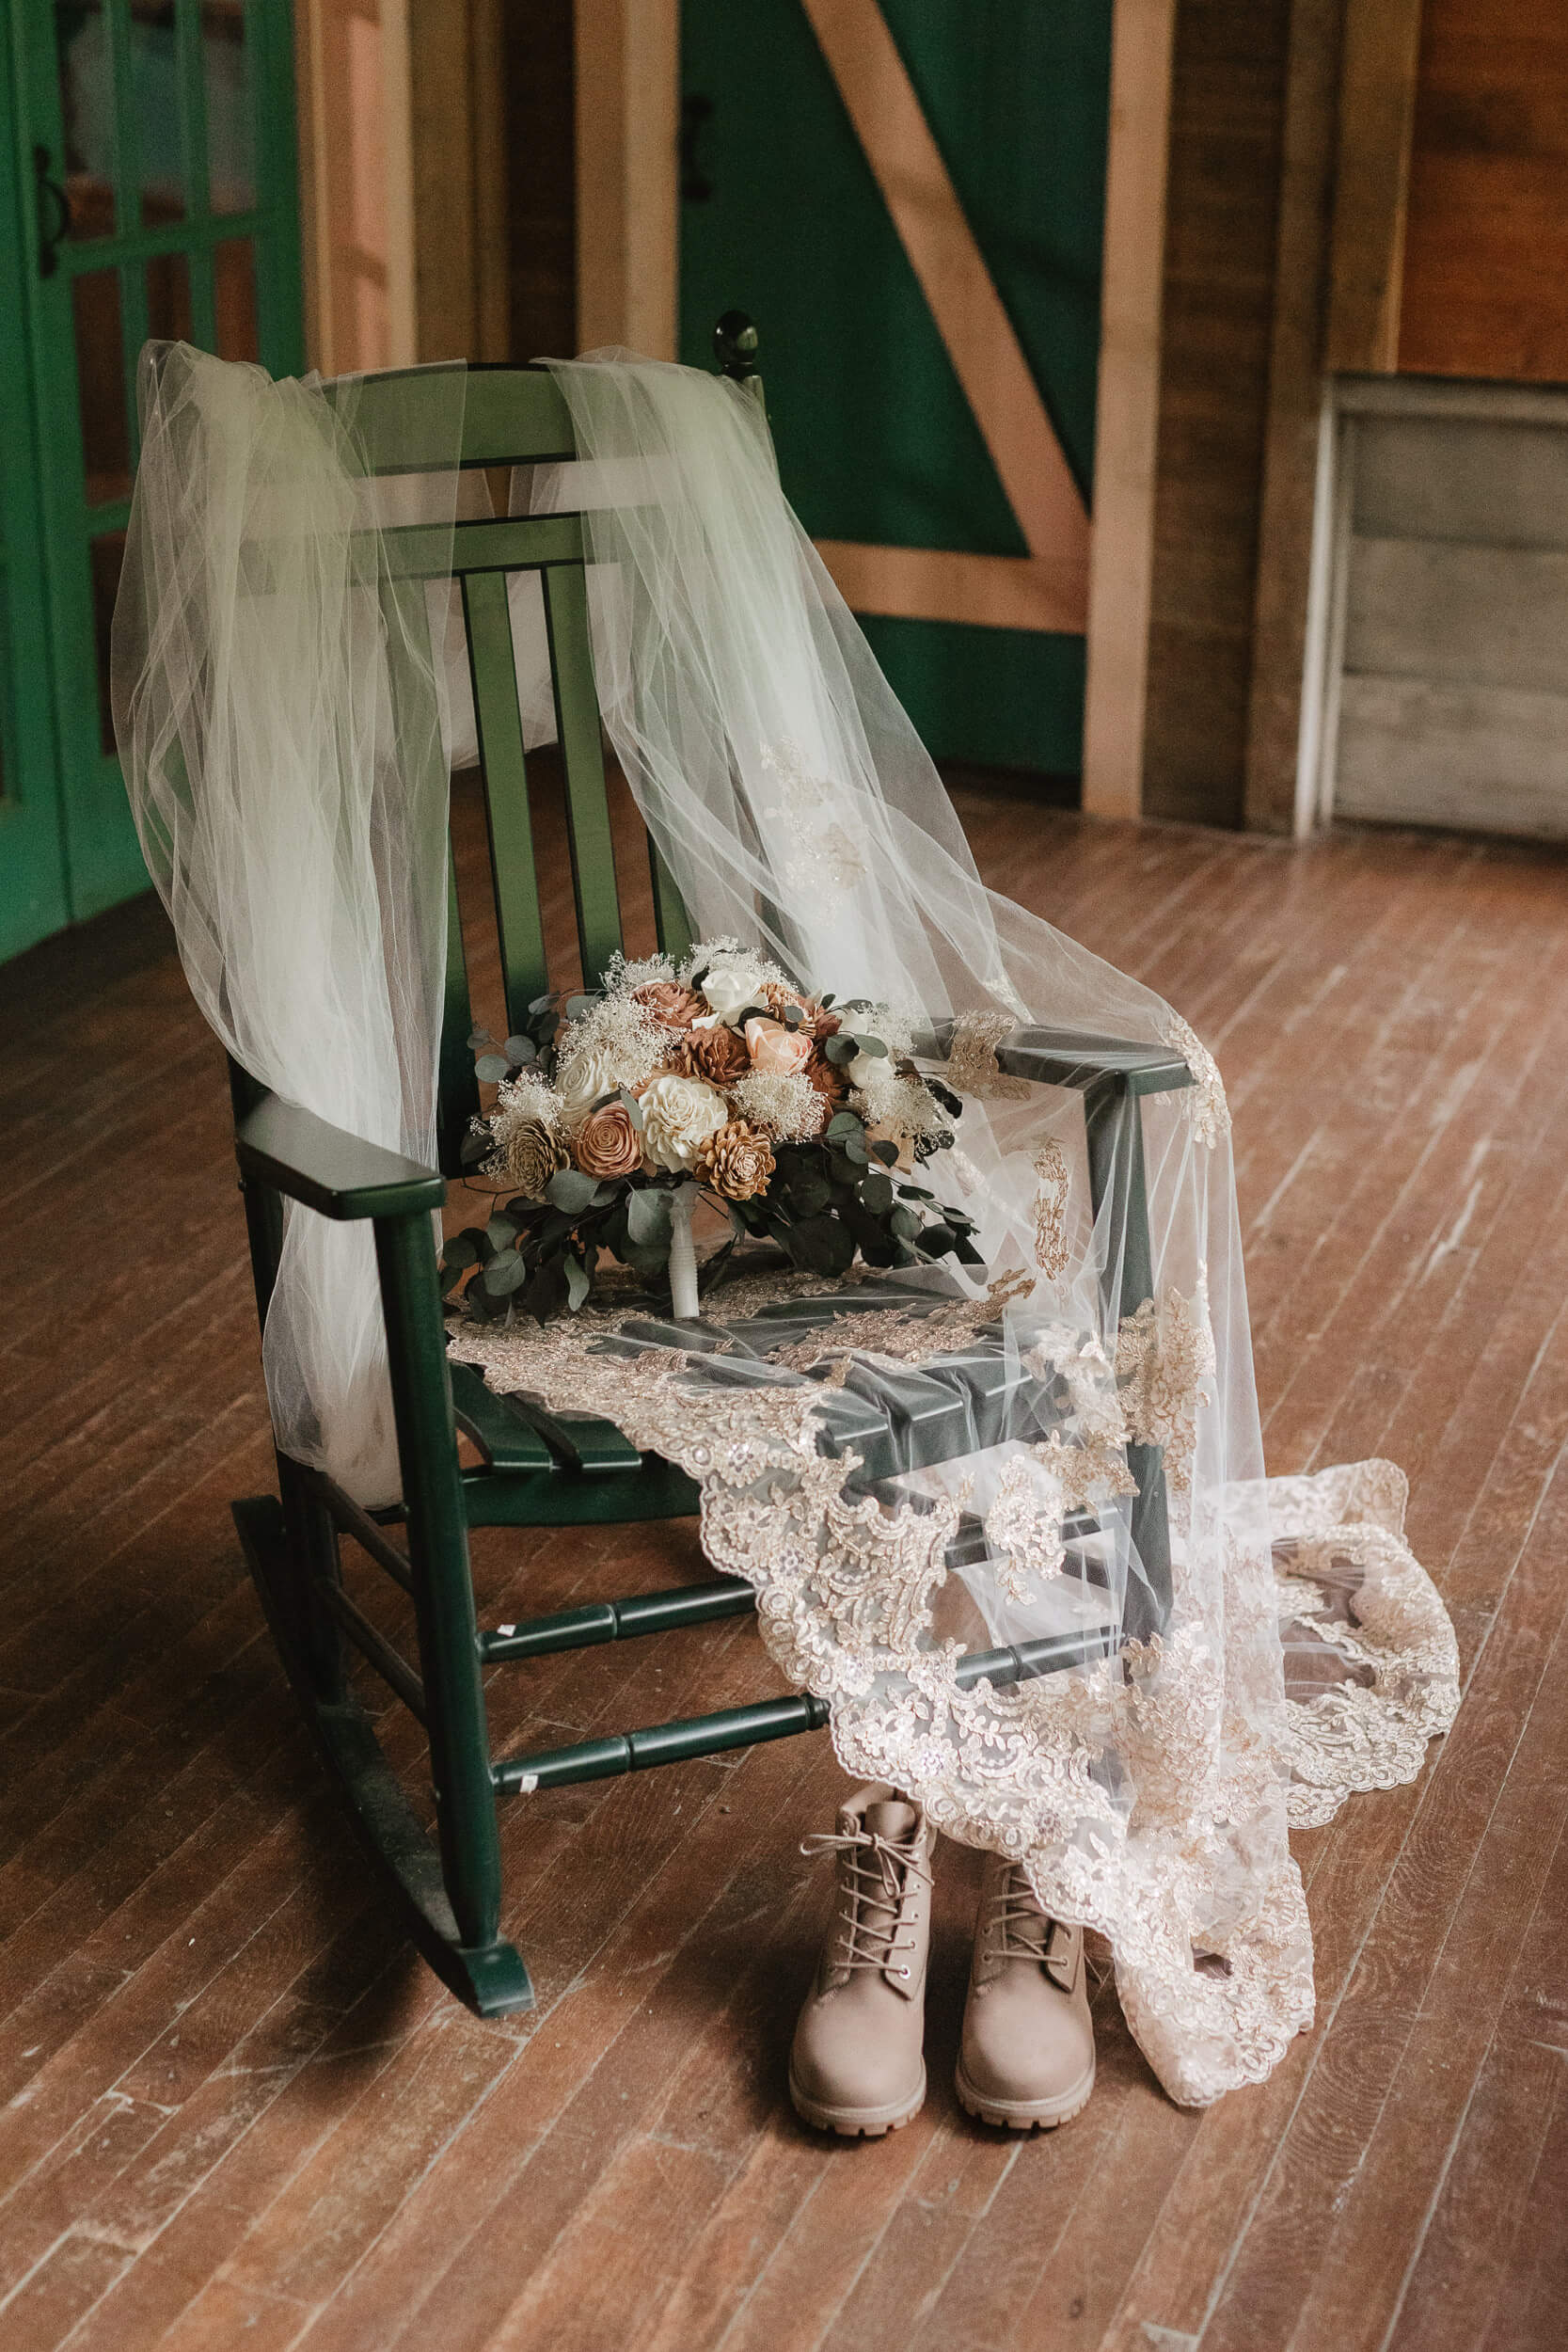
[316,1578,427,1723]
[494,1692,830,1792]
[481,1577,754,1661]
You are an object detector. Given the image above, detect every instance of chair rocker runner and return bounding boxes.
[222,323,1197,2018]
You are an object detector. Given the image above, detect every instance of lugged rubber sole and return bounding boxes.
[788,2059,927,2137]
[954,2052,1096,2132]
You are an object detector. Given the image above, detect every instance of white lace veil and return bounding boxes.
[115,344,1457,2106]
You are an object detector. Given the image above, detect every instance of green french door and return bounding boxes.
[680,0,1111,782]
[1,1,303,962]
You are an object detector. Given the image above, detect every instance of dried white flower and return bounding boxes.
[699,951,773,1025]
[730,1068,826,1141]
[555,994,673,1119]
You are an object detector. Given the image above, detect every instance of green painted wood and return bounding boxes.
[460,1456,704,1528]
[480,1578,753,1661]
[448,1359,555,1474]
[233,1494,534,2015]
[438,842,480,1174]
[8,0,306,947]
[494,1692,832,1793]
[461,568,551,1033]
[372,1208,505,1954]
[336,364,575,476]
[680,0,1111,776]
[382,511,586,582]
[542,561,623,985]
[649,840,694,963]
[235,1094,445,1220]
[0,50,70,961]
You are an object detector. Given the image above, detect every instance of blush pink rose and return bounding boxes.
[743,1016,814,1078]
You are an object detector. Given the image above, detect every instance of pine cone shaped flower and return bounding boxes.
[678,1021,752,1087]
[698,1118,776,1201]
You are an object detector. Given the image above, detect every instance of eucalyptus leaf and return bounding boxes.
[503,1036,534,1063]
[485,1216,518,1250]
[842,1134,869,1167]
[564,1254,592,1311]
[438,1259,468,1295]
[859,1171,894,1215]
[563,993,599,1019]
[618,1084,645,1130]
[546,1167,600,1214]
[474,1054,510,1083]
[626,1184,673,1245]
[442,1231,481,1270]
[869,1139,900,1167]
[825,1109,862,1139]
[848,1033,888,1057]
[889,1204,922,1241]
[528,993,557,1015]
[823,1034,855,1066]
[459,1131,490,1168]
[483,1251,530,1295]
[467,1026,493,1050]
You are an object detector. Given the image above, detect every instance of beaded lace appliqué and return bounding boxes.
[758,740,868,896]
[1158,1012,1230,1148]
[942,1010,1032,1101]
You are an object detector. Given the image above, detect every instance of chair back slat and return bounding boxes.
[542,563,624,984]
[327,367,696,1176]
[461,569,551,1032]
[439,842,481,1165]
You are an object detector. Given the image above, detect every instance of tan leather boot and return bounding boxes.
[955,1852,1095,2129]
[788,1785,934,2137]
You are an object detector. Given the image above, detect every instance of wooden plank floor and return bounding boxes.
[4,773,1567,2351]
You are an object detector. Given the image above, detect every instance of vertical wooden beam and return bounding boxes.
[408,0,476,361]
[574,0,679,357]
[1243,0,1348,834]
[1082,0,1178,822]
[470,0,512,360]
[1324,0,1424,374]
[380,0,418,367]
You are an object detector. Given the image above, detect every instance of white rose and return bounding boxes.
[557,1040,625,1120]
[700,953,768,1026]
[638,1073,729,1170]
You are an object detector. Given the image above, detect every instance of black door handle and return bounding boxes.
[34,146,70,278]
[681,94,714,203]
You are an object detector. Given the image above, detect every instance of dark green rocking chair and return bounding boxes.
[224,323,1196,2017]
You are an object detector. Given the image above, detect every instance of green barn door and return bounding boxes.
[4,0,303,955]
[680,0,1111,782]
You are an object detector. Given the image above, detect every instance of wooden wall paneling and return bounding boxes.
[409,0,480,361]
[574,0,679,358]
[1082,0,1180,822]
[1399,0,1568,385]
[1324,0,1424,374]
[1141,0,1293,829]
[504,0,577,362]
[1242,0,1346,836]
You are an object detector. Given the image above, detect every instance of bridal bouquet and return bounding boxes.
[443,940,982,1323]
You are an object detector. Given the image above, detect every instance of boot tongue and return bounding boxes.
[864,1799,916,1844]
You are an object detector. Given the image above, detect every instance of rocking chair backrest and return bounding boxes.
[327,363,693,1178]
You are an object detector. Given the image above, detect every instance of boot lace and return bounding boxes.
[800,1826,931,1976]
[986,1861,1060,1964]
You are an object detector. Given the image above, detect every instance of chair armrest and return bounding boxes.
[917,1020,1194,1100]
[235,1093,447,1220]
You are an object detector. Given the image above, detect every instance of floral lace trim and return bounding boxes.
[1031,1140,1069,1278]
[1158,1012,1230,1149]
[1116,1279,1218,1495]
[942,1010,1032,1101]
[448,1304,1451,2106]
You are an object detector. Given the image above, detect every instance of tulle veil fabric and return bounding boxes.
[114,342,1459,2106]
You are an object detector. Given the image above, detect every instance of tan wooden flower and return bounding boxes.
[698,1119,776,1200]
[632,979,707,1030]
[573,1101,642,1179]
[677,1021,751,1087]
[498,1117,567,1200]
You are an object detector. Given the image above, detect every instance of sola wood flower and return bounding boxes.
[678,1021,751,1087]
[493,1116,566,1200]
[638,1072,730,1169]
[574,1100,642,1179]
[633,979,706,1030]
[699,1119,776,1200]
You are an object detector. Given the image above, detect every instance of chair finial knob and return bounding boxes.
[713,310,760,381]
